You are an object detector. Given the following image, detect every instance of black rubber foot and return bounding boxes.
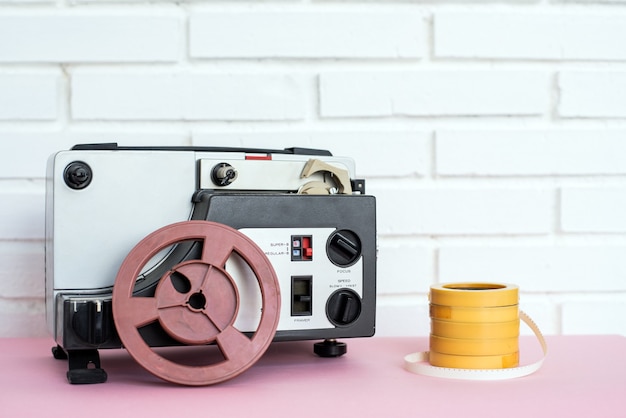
[313,339,347,358]
[67,368,108,384]
[52,345,68,360]
[66,349,108,384]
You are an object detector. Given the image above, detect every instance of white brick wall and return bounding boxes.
[434,12,626,60]
[72,71,306,120]
[0,12,182,62]
[437,130,626,176]
[190,11,425,59]
[375,186,553,235]
[0,73,58,120]
[320,71,549,117]
[439,247,626,292]
[1,1,626,339]
[562,187,626,232]
[559,71,626,118]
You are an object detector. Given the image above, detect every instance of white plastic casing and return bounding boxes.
[45,148,356,339]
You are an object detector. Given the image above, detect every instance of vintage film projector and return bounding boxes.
[45,144,376,385]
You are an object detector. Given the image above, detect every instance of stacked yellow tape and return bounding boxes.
[404,282,546,380]
[428,283,520,370]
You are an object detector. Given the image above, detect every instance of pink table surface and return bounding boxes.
[0,335,624,418]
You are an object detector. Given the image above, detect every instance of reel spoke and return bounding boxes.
[201,310,226,333]
[217,325,254,361]
[126,297,160,328]
[200,238,234,268]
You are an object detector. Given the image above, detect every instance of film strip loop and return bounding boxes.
[404,283,547,380]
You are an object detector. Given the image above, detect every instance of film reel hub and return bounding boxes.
[155,261,240,345]
[112,221,281,386]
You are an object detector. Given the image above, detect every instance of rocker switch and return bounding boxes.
[291,276,313,316]
[291,235,313,261]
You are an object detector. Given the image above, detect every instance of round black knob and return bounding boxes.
[211,162,238,187]
[64,161,93,190]
[326,289,362,326]
[326,230,361,267]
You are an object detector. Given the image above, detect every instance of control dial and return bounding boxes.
[326,289,362,326]
[327,230,361,267]
[64,161,93,190]
[211,162,238,187]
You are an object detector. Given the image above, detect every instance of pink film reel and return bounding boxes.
[112,221,280,386]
